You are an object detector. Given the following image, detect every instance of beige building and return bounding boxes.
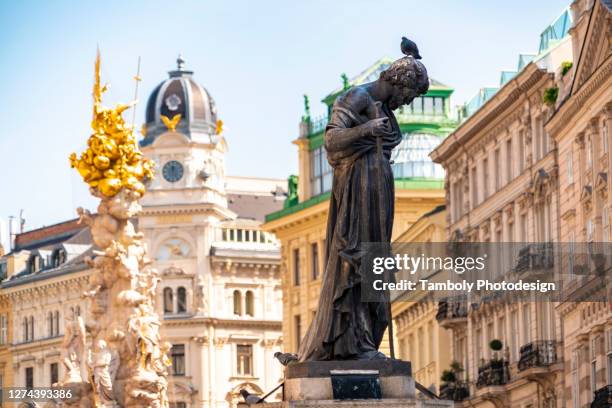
[430,7,575,408]
[263,57,457,355]
[546,0,612,407]
[391,205,452,396]
[0,57,288,408]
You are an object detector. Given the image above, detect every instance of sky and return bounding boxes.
[0,0,570,243]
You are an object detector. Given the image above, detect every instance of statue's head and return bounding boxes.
[379,56,429,110]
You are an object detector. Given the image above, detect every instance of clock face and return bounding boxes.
[162,160,184,183]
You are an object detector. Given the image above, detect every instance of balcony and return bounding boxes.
[592,385,612,408]
[439,382,469,402]
[514,243,554,275]
[518,340,557,372]
[476,360,509,388]
[435,298,467,329]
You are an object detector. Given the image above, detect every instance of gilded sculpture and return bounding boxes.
[59,51,170,408]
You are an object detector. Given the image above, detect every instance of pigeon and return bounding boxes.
[274,351,298,366]
[240,389,263,405]
[401,37,422,59]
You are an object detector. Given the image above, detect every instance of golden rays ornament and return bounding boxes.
[69,50,154,198]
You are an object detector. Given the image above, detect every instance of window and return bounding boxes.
[171,344,185,376]
[506,138,513,183]
[390,133,445,179]
[48,312,53,337]
[423,97,434,115]
[50,363,58,386]
[293,248,301,286]
[310,146,333,196]
[233,290,242,316]
[25,367,34,389]
[245,291,254,317]
[236,345,253,376]
[54,311,60,336]
[23,317,28,342]
[0,315,7,345]
[602,121,608,153]
[567,151,574,184]
[518,130,525,172]
[311,242,319,280]
[572,350,579,408]
[25,316,34,342]
[587,136,593,167]
[471,166,478,207]
[495,148,501,191]
[295,315,302,351]
[510,310,518,361]
[177,287,187,314]
[482,158,489,199]
[587,218,594,242]
[522,305,531,345]
[163,288,174,314]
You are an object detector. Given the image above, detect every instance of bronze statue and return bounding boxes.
[298,44,429,361]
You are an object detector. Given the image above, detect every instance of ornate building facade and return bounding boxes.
[431,3,612,407]
[263,58,457,355]
[391,206,452,396]
[546,1,612,407]
[0,57,287,408]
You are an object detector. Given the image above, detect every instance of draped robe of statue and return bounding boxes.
[298,87,402,361]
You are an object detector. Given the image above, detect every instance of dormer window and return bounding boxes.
[51,248,67,268]
[27,254,43,274]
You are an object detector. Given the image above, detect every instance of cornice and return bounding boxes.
[548,54,612,136]
[432,64,548,164]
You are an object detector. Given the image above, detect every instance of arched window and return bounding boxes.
[245,291,254,317]
[233,290,242,316]
[48,312,53,337]
[164,288,174,314]
[177,287,187,314]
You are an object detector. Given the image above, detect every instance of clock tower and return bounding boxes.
[140,55,228,209]
[136,56,285,407]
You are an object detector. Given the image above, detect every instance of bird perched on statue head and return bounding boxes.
[240,389,263,405]
[401,36,422,59]
[274,351,298,366]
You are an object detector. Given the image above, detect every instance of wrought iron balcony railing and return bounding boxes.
[439,382,469,401]
[514,243,554,274]
[591,385,612,408]
[476,360,510,388]
[518,340,557,371]
[436,299,468,322]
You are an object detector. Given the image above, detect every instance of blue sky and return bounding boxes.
[0,0,569,239]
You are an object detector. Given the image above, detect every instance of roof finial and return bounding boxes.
[177,54,185,70]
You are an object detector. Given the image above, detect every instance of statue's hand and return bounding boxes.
[364,117,394,138]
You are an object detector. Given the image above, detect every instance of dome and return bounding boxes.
[142,55,218,145]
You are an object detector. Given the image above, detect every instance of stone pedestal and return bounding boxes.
[284,360,416,401]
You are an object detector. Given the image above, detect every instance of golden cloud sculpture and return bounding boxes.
[70,51,154,198]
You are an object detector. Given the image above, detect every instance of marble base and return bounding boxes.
[284,360,416,401]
